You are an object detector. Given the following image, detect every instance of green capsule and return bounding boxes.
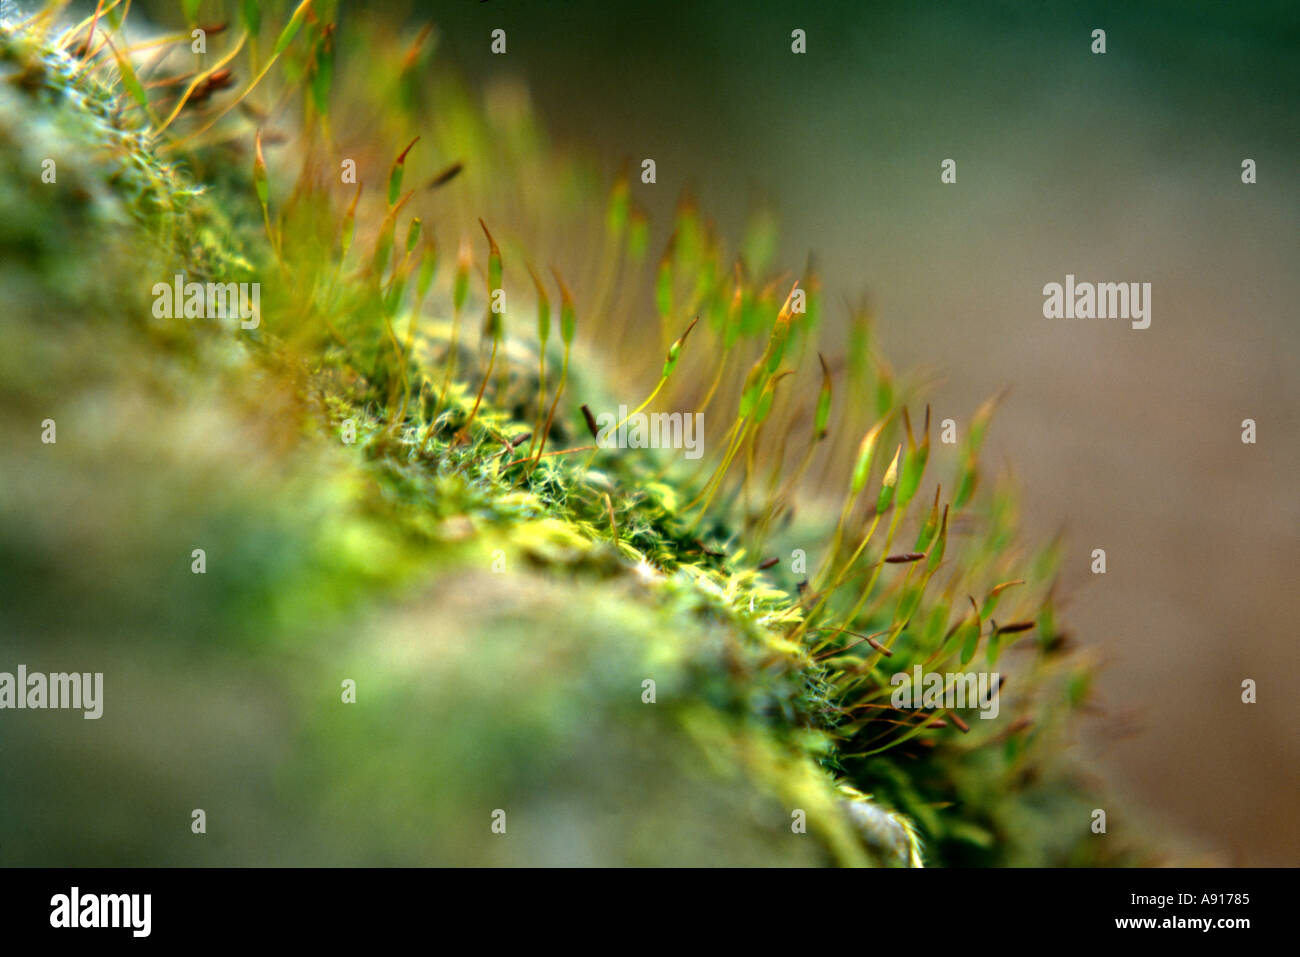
[252,133,269,210]
[242,0,262,37]
[388,137,419,208]
[480,219,502,295]
[953,456,978,509]
[311,25,335,116]
[814,355,833,439]
[628,209,649,261]
[914,486,941,552]
[851,421,886,495]
[958,617,982,666]
[606,175,630,239]
[925,506,949,571]
[738,359,766,419]
[876,445,901,514]
[655,254,673,318]
[272,1,314,60]
[661,318,699,380]
[896,419,930,509]
[449,240,471,312]
[552,268,577,345]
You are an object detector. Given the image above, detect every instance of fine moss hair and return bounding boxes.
[0,2,1153,866]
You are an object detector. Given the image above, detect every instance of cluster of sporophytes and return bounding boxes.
[0,1,1153,865]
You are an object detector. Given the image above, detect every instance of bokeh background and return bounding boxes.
[418,0,1300,864]
[1,0,1295,866]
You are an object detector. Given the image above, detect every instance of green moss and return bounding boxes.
[0,10,1151,866]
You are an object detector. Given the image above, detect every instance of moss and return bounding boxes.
[0,9,1152,866]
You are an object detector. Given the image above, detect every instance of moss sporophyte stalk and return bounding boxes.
[0,2,1151,866]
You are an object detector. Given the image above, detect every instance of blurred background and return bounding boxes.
[416,0,1300,864]
[1,0,1295,866]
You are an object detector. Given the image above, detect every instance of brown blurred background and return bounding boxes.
[423,0,1300,864]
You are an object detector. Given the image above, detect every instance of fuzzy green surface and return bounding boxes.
[0,22,1141,867]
